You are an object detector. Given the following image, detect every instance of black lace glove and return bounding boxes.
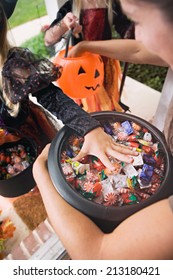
[35,83,100,137]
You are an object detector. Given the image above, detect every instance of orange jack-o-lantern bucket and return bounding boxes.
[53,47,104,99]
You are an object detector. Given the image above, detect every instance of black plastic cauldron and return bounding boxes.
[0,127,37,197]
[48,112,173,233]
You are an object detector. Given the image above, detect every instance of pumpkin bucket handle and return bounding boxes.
[64,29,73,58]
[64,30,83,58]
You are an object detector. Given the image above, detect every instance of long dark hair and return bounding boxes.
[137,0,173,22]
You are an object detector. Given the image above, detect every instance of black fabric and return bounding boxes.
[0,97,29,127]
[0,0,18,19]
[1,47,100,137]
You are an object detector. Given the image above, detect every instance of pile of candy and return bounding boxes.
[0,142,35,180]
[60,119,166,207]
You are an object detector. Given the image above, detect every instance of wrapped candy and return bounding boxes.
[123,164,138,179]
[62,162,74,176]
[132,154,144,166]
[121,193,138,205]
[103,123,114,135]
[139,164,154,186]
[92,157,105,171]
[66,158,90,175]
[138,139,152,146]
[141,145,154,154]
[117,131,128,141]
[127,134,139,142]
[86,170,99,183]
[66,146,74,158]
[104,161,122,176]
[112,121,121,132]
[104,192,119,206]
[143,132,152,142]
[82,181,102,198]
[75,175,86,190]
[121,121,133,135]
[131,122,142,132]
[143,154,156,166]
[112,174,127,189]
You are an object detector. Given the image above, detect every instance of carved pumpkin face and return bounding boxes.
[53,48,104,98]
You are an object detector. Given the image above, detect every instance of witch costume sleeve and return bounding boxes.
[1,47,100,137]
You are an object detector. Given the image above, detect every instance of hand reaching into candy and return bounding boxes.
[73,127,138,170]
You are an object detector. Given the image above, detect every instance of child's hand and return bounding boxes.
[67,41,85,57]
[63,12,82,36]
[73,127,139,170]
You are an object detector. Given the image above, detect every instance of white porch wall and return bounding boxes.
[44,0,66,22]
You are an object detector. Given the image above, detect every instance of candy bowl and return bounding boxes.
[0,127,37,197]
[48,112,173,233]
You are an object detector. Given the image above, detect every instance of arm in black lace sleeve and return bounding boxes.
[34,83,101,137]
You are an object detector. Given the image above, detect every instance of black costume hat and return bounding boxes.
[0,0,18,19]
